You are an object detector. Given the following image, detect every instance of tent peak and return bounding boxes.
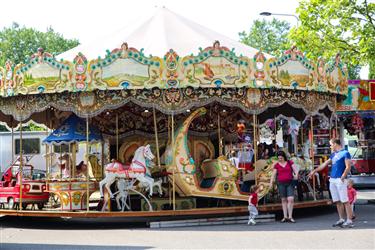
[58,7,267,61]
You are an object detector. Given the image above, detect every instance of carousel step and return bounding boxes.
[149,214,275,228]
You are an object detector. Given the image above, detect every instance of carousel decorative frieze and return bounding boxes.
[0,44,348,99]
[0,86,336,123]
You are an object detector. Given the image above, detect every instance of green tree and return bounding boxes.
[289,0,375,79]
[0,22,79,65]
[0,23,79,131]
[369,58,375,79]
[239,18,291,57]
[0,124,9,132]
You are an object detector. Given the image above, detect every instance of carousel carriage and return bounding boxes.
[0,8,348,217]
[42,114,103,210]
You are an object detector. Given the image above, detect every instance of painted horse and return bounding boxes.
[99,144,155,198]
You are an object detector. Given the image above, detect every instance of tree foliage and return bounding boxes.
[0,23,79,66]
[289,0,375,79]
[239,18,291,57]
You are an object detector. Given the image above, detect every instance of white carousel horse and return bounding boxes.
[138,178,163,196]
[99,144,155,198]
[114,178,135,212]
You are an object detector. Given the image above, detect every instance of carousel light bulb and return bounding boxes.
[106,111,110,115]
[144,109,149,113]
[222,109,226,113]
[186,109,191,113]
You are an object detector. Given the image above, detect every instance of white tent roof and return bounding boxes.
[58,7,269,61]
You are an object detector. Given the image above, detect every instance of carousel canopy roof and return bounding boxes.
[0,8,348,125]
[58,7,270,61]
[43,114,102,145]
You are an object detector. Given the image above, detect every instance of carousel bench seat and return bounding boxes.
[200,177,216,188]
[199,159,218,189]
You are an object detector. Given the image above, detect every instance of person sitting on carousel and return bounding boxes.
[75,161,88,179]
[236,119,246,143]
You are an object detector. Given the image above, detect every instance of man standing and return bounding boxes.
[309,138,353,228]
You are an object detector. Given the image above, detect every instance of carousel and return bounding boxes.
[0,8,348,218]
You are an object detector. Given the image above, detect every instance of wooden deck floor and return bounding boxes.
[0,199,332,219]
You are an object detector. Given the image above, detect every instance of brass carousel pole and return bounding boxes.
[68,143,71,184]
[116,113,119,160]
[45,112,49,185]
[86,116,90,212]
[59,145,62,178]
[218,111,222,156]
[171,112,175,211]
[335,98,338,138]
[11,118,14,164]
[49,119,53,180]
[101,141,104,179]
[301,126,304,154]
[153,106,161,167]
[167,116,172,206]
[253,113,257,185]
[19,121,23,210]
[310,116,316,200]
[72,143,76,178]
[274,115,277,153]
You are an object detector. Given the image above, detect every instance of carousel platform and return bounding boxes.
[0,199,332,221]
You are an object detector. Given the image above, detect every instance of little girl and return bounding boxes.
[248,185,260,225]
[347,179,357,220]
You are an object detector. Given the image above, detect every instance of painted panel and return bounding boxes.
[193,57,240,85]
[277,60,309,88]
[23,63,60,87]
[102,58,150,87]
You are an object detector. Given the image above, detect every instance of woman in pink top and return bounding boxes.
[270,151,299,223]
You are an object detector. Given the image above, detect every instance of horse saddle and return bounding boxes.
[105,161,131,173]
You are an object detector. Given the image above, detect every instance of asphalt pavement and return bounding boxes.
[1,190,374,249]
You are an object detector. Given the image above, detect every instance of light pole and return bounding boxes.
[259,12,300,27]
